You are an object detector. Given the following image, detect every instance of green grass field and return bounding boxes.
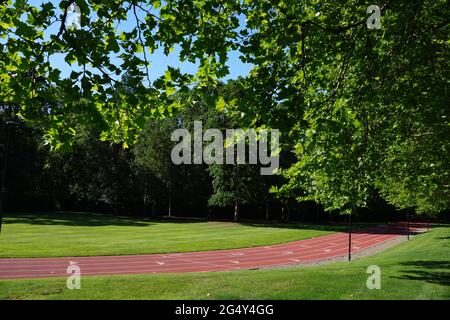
[0,224,448,300]
[0,212,362,258]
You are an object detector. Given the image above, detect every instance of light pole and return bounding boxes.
[0,120,19,235]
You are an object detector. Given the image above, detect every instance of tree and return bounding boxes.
[133,118,179,216]
[0,0,237,148]
[208,163,261,222]
[1,0,448,217]
[241,0,449,216]
[44,130,140,213]
[377,135,450,215]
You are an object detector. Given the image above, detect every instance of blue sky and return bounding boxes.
[27,0,252,83]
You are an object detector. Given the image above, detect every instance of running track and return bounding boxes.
[0,222,428,279]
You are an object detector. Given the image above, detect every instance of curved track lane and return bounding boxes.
[0,222,428,279]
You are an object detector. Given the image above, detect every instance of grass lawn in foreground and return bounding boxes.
[0,212,363,258]
[0,225,448,299]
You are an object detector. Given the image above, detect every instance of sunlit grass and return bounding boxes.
[1,225,448,299]
[0,212,363,258]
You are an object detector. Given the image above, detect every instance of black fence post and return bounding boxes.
[348,212,352,261]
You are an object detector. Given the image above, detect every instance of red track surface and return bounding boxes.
[0,222,428,279]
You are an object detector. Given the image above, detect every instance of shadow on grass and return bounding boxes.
[3,212,152,227]
[2,212,228,227]
[5,213,354,231]
[4,212,443,235]
[396,260,450,286]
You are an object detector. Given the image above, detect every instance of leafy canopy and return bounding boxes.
[1,0,448,214]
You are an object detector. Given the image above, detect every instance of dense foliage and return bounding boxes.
[0,0,448,218]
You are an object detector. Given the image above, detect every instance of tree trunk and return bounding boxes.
[234,201,239,222]
[114,195,118,215]
[143,180,148,214]
[0,126,12,234]
[265,200,269,221]
[168,193,172,217]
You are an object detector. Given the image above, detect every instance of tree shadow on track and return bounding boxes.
[237,221,383,233]
[237,221,424,235]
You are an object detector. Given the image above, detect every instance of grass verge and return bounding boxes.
[0,212,365,258]
[0,225,448,299]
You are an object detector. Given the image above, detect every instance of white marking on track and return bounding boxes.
[229,260,240,264]
[155,261,165,266]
